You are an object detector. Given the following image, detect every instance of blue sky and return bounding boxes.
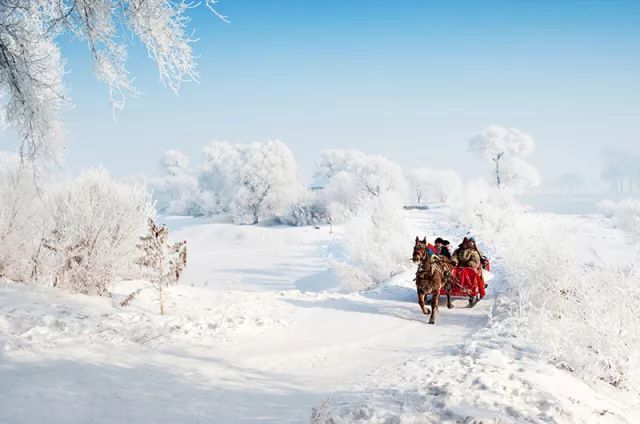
[50,0,640,190]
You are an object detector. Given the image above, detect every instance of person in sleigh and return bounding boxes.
[433,237,452,259]
[451,237,486,299]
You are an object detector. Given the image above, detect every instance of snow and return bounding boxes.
[1,208,638,423]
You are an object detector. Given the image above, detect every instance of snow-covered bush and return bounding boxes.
[494,215,640,388]
[281,190,329,227]
[200,141,305,224]
[407,167,462,205]
[0,153,42,281]
[151,149,210,216]
[469,125,541,194]
[136,218,187,314]
[0,156,157,295]
[599,198,640,240]
[333,193,411,291]
[41,168,154,295]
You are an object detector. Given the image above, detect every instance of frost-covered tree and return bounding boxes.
[151,149,210,216]
[0,0,226,160]
[314,149,408,221]
[555,173,584,194]
[41,168,154,295]
[408,167,462,204]
[469,125,540,193]
[200,140,305,224]
[315,150,411,290]
[136,218,187,315]
[602,149,639,194]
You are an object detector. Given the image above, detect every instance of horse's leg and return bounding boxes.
[443,276,453,309]
[429,289,439,324]
[418,289,429,315]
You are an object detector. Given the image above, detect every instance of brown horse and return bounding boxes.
[412,236,428,263]
[412,237,454,324]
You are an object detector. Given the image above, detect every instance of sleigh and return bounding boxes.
[439,258,489,305]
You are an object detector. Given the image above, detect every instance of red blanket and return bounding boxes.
[451,267,485,298]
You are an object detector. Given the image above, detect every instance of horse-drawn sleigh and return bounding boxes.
[411,236,489,324]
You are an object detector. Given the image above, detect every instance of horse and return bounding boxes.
[412,236,428,263]
[412,237,455,324]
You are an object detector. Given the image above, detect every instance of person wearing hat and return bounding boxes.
[452,237,480,267]
[467,236,489,270]
[452,237,485,299]
[434,237,452,259]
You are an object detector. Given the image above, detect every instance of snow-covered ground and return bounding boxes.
[1,208,638,423]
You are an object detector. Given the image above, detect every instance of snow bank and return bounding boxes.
[599,198,640,240]
[311,322,640,424]
[0,280,287,351]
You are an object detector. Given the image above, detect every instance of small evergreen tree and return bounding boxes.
[136,218,187,315]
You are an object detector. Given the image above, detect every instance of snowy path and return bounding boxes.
[0,209,492,423]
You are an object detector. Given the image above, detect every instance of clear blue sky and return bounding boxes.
[51,0,640,190]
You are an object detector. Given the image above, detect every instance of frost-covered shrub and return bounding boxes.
[599,198,640,240]
[0,157,156,295]
[41,168,154,295]
[0,153,42,281]
[495,215,640,388]
[150,149,211,216]
[200,141,305,224]
[282,195,329,227]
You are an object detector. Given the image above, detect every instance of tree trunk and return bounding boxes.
[159,283,165,315]
[493,153,503,188]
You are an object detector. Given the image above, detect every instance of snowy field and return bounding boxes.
[1,207,639,423]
